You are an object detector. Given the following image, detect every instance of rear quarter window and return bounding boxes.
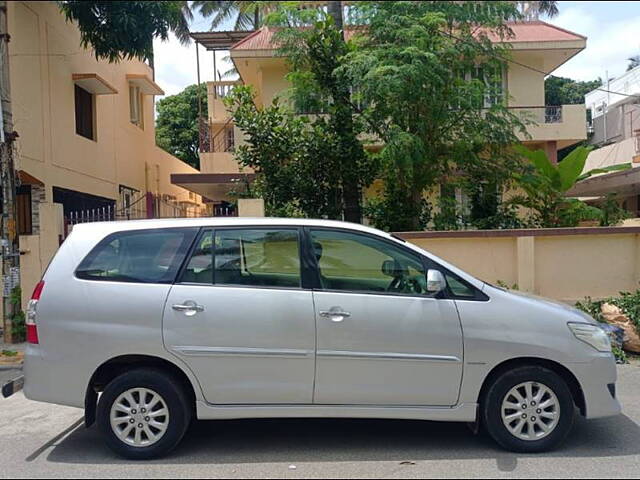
[76,228,197,284]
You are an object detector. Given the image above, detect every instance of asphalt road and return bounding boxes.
[1,365,639,479]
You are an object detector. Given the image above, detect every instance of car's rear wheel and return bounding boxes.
[97,368,191,459]
[482,365,575,453]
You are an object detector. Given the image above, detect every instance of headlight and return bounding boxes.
[568,322,612,352]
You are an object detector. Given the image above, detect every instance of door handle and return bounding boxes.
[172,301,204,316]
[319,308,351,322]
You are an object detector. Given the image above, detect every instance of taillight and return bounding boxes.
[26,280,44,344]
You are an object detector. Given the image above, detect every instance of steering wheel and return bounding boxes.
[387,274,425,294]
[387,275,405,292]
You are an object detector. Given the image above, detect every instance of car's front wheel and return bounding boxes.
[97,368,192,459]
[482,365,575,453]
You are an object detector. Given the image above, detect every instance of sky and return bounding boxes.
[152,1,640,100]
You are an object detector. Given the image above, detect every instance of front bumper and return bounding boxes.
[568,353,622,419]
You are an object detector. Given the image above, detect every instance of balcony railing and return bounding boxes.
[199,117,235,153]
[509,106,564,124]
[210,80,242,99]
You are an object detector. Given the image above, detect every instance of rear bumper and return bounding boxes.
[1,374,24,398]
[23,345,85,408]
[569,354,622,419]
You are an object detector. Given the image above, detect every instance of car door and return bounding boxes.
[309,228,464,406]
[163,227,316,405]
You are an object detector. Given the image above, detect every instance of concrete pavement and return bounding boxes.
[1,365,639,479]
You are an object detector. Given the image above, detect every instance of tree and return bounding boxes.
[341,1,528,231]
[511,145,631,227]
[545,76,601,106]
[58,1,192,65]
[225,86,344,219]
[628,55,640,72]
[156,84,208,169]
[271,7,375,223]
[517,1,559,19]
[191,1,268,31]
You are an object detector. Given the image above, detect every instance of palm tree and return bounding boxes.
[627,55,640,72]
[518,1,559,20]
[191,1,265,31]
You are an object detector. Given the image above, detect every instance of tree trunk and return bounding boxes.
[327,1,344,33]
[0,0,22,343]
[327,1,363,223]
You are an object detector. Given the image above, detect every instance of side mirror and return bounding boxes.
[426,269,446,294]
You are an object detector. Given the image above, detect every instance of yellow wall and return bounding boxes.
[406,229,640,302]
[8,1,202,205]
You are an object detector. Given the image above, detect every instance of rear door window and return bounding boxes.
[76,228,197,283]
[180,230,214,284]
[214,229,301,288]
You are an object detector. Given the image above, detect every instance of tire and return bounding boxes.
[97,368,192,460]
[482,365,575,453]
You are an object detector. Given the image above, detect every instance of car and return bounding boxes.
[17,217,620,459]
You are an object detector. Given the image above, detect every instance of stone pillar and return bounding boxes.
[238,198,265,217]
[517,236,536,293]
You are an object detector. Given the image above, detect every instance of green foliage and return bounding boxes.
[192,1,268,30]
[225,86,350,219]
[598,193,630,227]
[511,146,631,227]
[340,1,527,231]
[271,11,376,223]
[574,297,605,323]
[496,280,519,290]
[544,77,602,106]
[1,350,18,357]
[9,287,25,343]
[155,84,208,169]
[432,196,465,231]
[58,1,191,63]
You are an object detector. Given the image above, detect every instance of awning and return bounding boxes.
[567,166,640,197]
[18,170,44,186]
[126,74,165,96]
[171,173,255,201]
[190,31,256,51]
[72,73,118,95]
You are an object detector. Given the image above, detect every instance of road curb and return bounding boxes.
[0,364,22,371]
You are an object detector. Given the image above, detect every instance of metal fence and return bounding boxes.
[510,105,564,124]
[64,192,217,235]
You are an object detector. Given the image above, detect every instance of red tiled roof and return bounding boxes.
[231,21,585,51]
[232,27,361,51]
[484,21,586,43]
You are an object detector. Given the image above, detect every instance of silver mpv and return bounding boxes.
[20,218,620,459]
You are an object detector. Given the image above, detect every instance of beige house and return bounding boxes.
[6,1,206,309]
[568,64,640,215]
[174,21,588,204]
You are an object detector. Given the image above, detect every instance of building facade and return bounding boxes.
[569,65,640,215]
[6,1,206,309]
[173,21,588,206]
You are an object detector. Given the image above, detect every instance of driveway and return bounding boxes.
[1,365,639,479]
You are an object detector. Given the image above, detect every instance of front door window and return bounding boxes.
[310,229,427,295]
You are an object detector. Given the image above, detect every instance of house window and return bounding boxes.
[16,185,32,235]
[75,84,95,140]
[471,65,505,108]
[462,64,505,109]
[129,84,144,128]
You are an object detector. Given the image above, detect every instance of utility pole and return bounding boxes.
[0,1,21,343]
